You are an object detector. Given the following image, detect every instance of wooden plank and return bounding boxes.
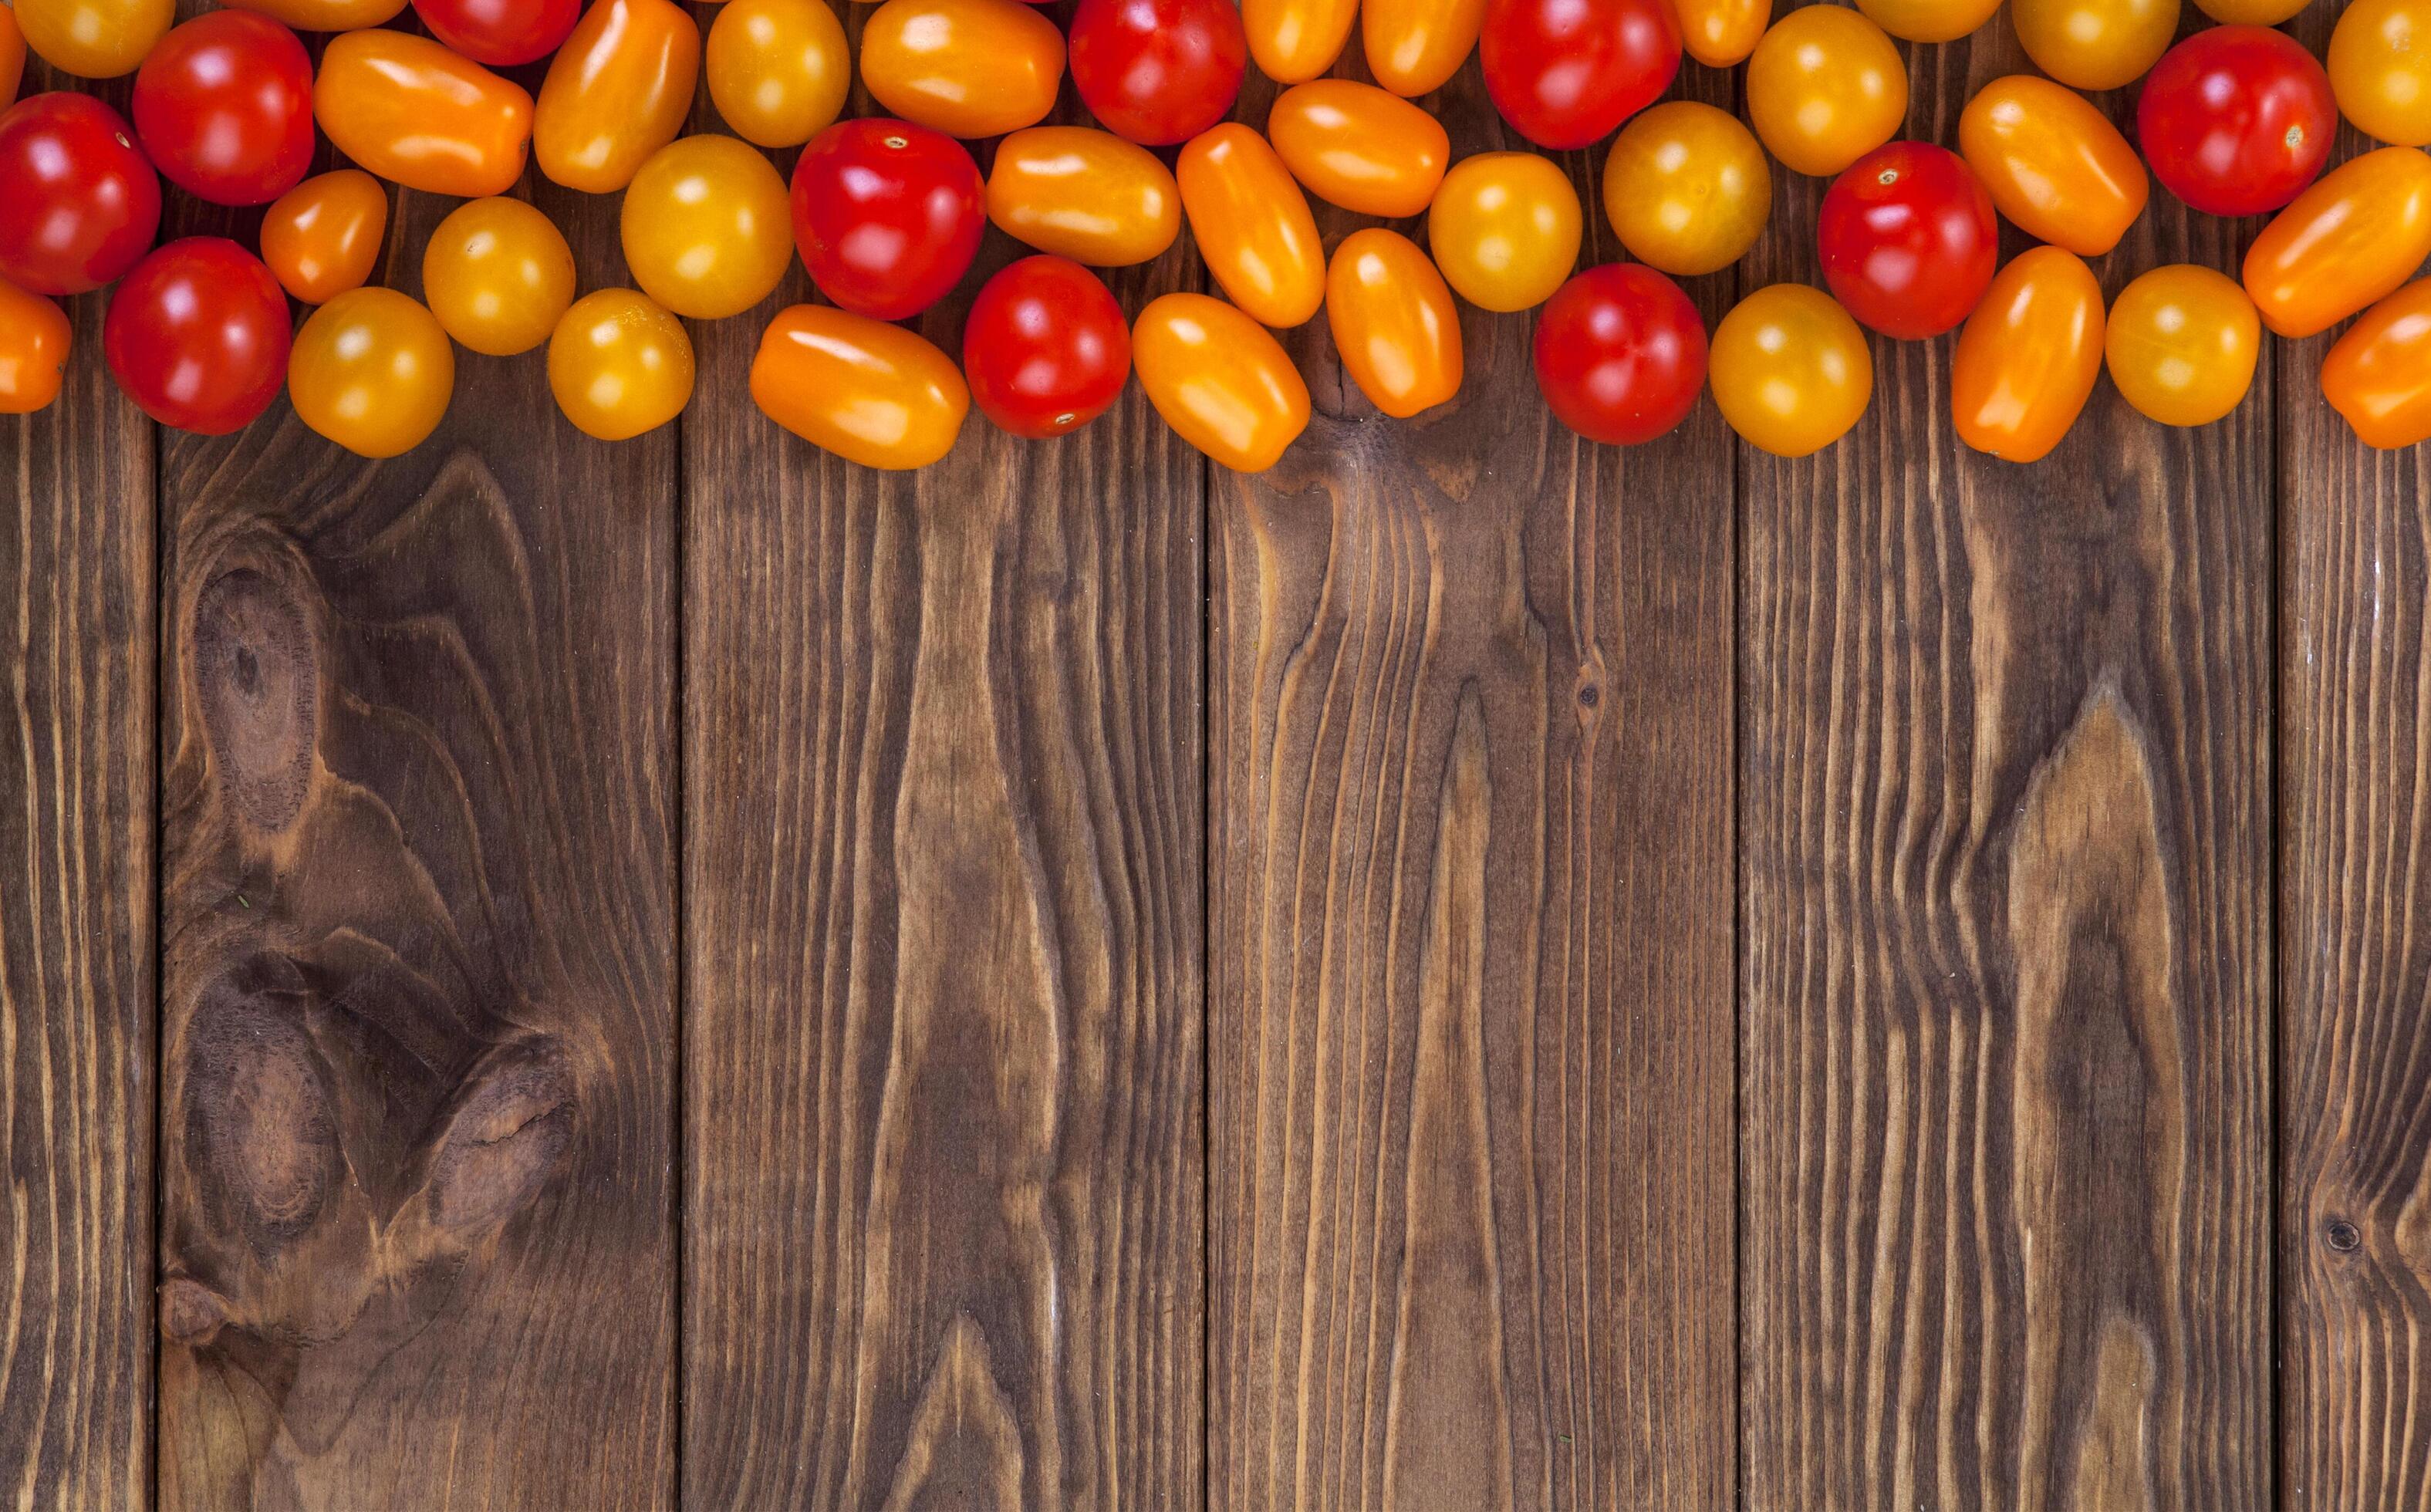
[1206,62,1737,1510]
[1737,29,2273,1508]
[153,175,677,1506]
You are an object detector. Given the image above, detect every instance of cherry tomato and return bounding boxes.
[1482,0,1679,151]
[102,238,288,435]
[1673,0,1764,67]
[1246,0,1357,83]
[132,12,312,207]
[2321,278,2431,447]
[861,0,1062,139]
[1326,228,1461,418]
[1710,283,1872,457]
[1427,150,1580,312]
[2011,0,2177,93]
[0,274,69,414]
[413,0,578,65]
[1818,141,1997,339]
[289,288,456,458]
[220,0,407,31]
[706,0,850,148]
[1950,247,2104,463]
[261,170,387,305]
[1177,123,1325,328]
[1068,0,1244,147]
[620,137,791,322]
[424,195,577,356]
[1602,100,1769,277]
[2105,265,2257,426]
[548,289,694,441]
[1267,79,1448,218]
[0,94,160,295]
[962,255,1130,438]
[790,117,982,320]
[2244,145,2431,337]
[986,126,1180,266]
[1958,76,2147,258]
[1,7,29,110]
[1533,262,1705,446]
[2331,0,2431,147]
[2194,0,2304,22]
[1855,0,1998,42]
[1131,292,1308,471]
[1745,7,1908,178]
[2139,26,2334,217]
[15,0,171,78]
[751,303,968,468]
[316,31,532,198]
[535,0,699,194]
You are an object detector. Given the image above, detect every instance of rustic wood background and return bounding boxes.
[2,0,2421,1505]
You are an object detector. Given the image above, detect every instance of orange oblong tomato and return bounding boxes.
[1267,79,1449,218]
[859,0,1062,139]
[0,274,69,413]
[1959,76,2147,258]
[1177,123,1325,328]
[315,32,532,198]
[535,0,700,194]
[1133,292,1310,471]
[2244,145,2431,337]
[987,126,1180,267]
[751,304,968,469]
[2322,278,2431,447]
[1951,247,2105,464]
[1365,0,1484,96]
[1673,0,1764,66]
[1327,228,1461,418]
[259,169,387,305]
[1247,0,1359,82]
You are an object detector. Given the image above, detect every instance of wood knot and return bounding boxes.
[422,1037,576,1234]
[2325,1218,2362,1254]
[1576,682,1599,709]
[185,958,341,1246]
[158,1277,230,1347]
[192,568,319,833]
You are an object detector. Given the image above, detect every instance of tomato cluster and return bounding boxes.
[2,0,2429,461]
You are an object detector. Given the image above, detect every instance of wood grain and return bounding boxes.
[1737,25,2272,1509]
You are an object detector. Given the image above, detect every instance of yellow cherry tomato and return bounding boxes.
[423,196,577,357]
[220,0,406,30]
[315,31,532,198]
[1710,284,1873,457]
[1325,228,1461,419]
[2322,278,2431,447]
[2105,265,2259,427]
[1427,150,1581,312]
[1248,0,1358,83]
[1673,0,1766,67]
[986,126,1180,267]
[2011,0,2177,93]
[1745,7,1909,179]
[15,0,169,76]
[1132,292,1310,472]
[1855,0,1999,40]
[2,5,26,107]
[706,0,849,148]
[1365,0,1484,97]
[548,289,695,441]
[2244,146,2431,338]
[260,170,388,305]
[1266,80,1449,219]
[859,0,1062,139]
[1951,248,2105,464]
[1177,123,1325,329]
[289,289,456,458]
[1958,76,2148,258]
[0,274,69,414]
[1602,100,1770,278]
[620,135,792,319]
[2193,0,2305,22]
[535,0,700,194]
[2332,0,2431,147]
[749,304,967,468]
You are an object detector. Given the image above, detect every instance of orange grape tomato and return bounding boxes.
[1951,247,2105,464]
[1856,0,1999,42]
[1325,228,1461,419]
[2011,0,2178,93]
[2331,0,2431,147]
[289,288,456,458]
[986,126,1180,267]
[706,0,850,148]
[17,0,170,77]
[1709,283,1873,457]
[0,273,69,413]
[1,5,25,108]
[1131,292,1310,471]
[1246,0,1358,82]
[1177,123,1325,329]
[219,0,407,30]
[535,0,700,194]
[548,289,695,441]
[1426,150,1580,312]
[749,303,967,469]
[1602,100,1770,278]
[1958,76,2147,258]
[1266,79,1450,219]
[621,134,792,319]
[1364,0,1485,97]
[1745,7,1908,178]
[2244,145,2431,337]
[314,31,532,198]
[1673,0,1765,67]
[423,195,576,356]
[859,0,1062,139]
[260,169,388,305]
[2321,278,2431,447]
[2105,264,2259,427]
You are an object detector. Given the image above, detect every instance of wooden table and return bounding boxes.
[2,2,2416,1505]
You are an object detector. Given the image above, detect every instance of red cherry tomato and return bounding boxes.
[411,0,580,66]
[0,93,160,295]
[2137,25,2335,217]
[103,238,290,434]
[1068,0,1245,146]
[1533,262,1707,444]
[789,117,983,321]
[1818,140,1996,339]
[132,11,313,207]
[1482,0,1679,150]
[962,255,1132,439]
